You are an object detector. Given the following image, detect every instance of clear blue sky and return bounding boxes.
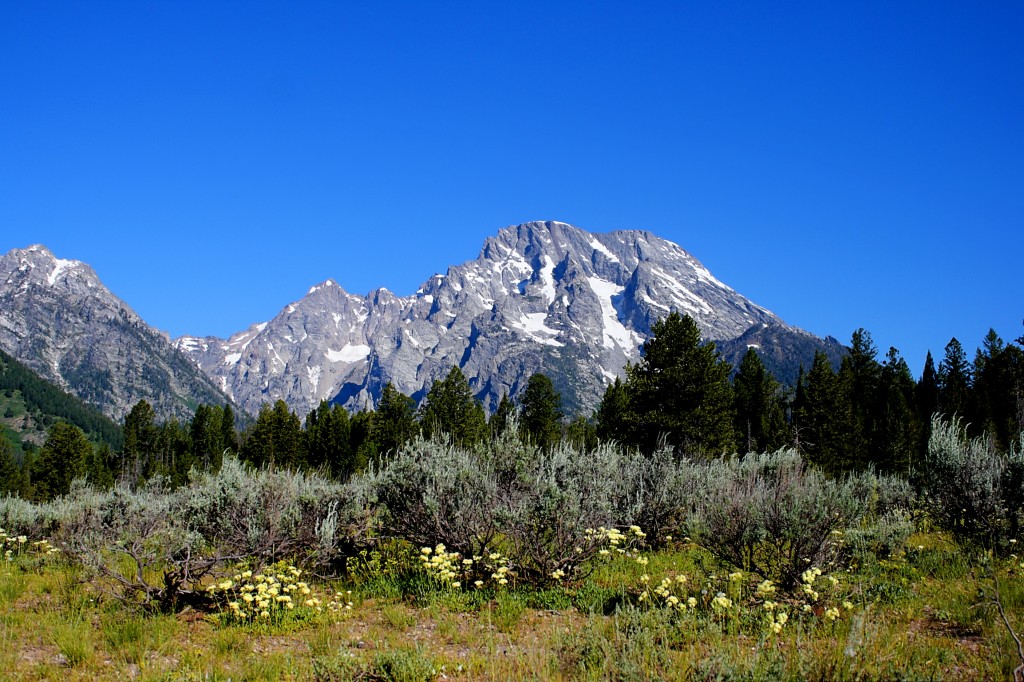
[2,1,1021,375]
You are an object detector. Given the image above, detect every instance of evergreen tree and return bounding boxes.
[349,410,377,466]
[796,351,855,475]
[971,329,1024,450]
[240,400,305,470]
[595,377,631,445]
[190,404,224,473]
[155,418,191,484]
[518,373,564,450]
[372,383,417,458]
[624,312,736,455]
[121,400,158,485]
[418,366,487,447]
[915,351,940,460]
[88,441,116,490]
[937,337,971,419]
[220,403,238,455]
[489,393,517,440]
[0,437,19,496]
[305,401,363,480]
[846,329,883,468]
[32,422,90,500]
[878,347,919,475]
[732,348,788,453]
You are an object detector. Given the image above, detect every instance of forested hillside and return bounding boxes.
[0,348,122,453]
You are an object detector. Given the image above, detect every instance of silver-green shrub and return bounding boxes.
[372,434,502,560]
[694,449,867,588]
[611,447,702,547]
[921,416,1024,551]
[499,441,623,584]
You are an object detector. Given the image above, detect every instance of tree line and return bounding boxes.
[4,311,1021,500]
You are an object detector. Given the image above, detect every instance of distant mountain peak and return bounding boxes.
[174,221,825,417]
[0,244,235,421]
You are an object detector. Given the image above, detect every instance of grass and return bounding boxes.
[0,534,1020,680]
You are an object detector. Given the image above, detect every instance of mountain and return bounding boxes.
[176,221,838,417]
[0,347,122,453]
[0,245,234,422]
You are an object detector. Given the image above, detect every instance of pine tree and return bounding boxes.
[305,401,361,480]
[121,400,158,485]
[518,373,564,450]
[595,377,631,446]
[565,416,599,452]
[418,366,487,447]
[797,351,855,475]
[915,351,940,460]
[0,437,19,496]
[220,403,238,455]
[846,329,883,468]
[624,312,736,455]
[878,347,919,475]
[937,338,971,420]
[971,329,1024,450]
[32,422,91,500]
[372,383,417,458]
[190,404,224,474]
[732,348,788,453]
[240,400,305,470]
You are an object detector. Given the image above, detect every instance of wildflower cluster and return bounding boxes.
[0,528,59,562]
[641,573,697,613]
[205,562,352,625]
[586,525,647,560]
[418,545,513,590]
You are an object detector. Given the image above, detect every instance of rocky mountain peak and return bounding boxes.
[0,244,234,422]
[174,221,806,418]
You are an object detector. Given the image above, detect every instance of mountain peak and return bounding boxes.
[175,222,806,417]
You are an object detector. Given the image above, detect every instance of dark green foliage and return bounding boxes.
[971,329,1024,451]
[305,400,365,480]
[417,366,487,447]
[565,416,598,452]
[0,348,122,450]
[518,372,564,451]
[938,337,971,419]
[0,437,19,495]
[732,348,789,453]
[220,403,238,454]
[371,383,418,458]
[616,312,736,455]
[32,422,92,500]
[190,404,224,474]
[121,400,158,484]
[878,348,919,476]
[240,400,304,470]
[794,351,855,474]
[595,377,629,445]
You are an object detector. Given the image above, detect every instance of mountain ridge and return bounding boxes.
[0,244,235,422]
[174,221,831,416]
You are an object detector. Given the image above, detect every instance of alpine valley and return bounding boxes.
[1,221,844,421]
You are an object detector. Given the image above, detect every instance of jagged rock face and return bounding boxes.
[176,221,806,417]
[0,245,232,422]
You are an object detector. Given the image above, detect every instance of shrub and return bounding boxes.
[920,416,1024,552]
[612,446,702,547]
[694,449,867,589]
[372,435,502,561]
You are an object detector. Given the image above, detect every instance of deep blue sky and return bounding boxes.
[2,1,1021,374]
